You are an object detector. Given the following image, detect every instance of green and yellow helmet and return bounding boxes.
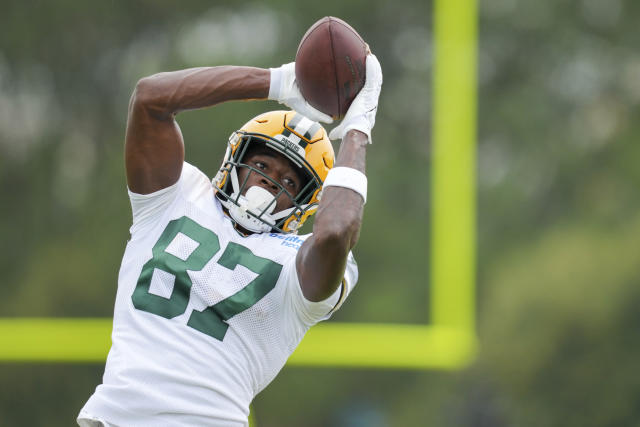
[213,110,335,234]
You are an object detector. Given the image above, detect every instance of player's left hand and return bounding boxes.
[328,53,382,143]
[268,62,333,124]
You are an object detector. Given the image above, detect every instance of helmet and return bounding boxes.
[213,110,335,234]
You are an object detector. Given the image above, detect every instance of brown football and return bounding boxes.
[295,17,368,119]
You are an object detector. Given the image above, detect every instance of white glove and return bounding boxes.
[328,54,382,143]
[268,63,333,124]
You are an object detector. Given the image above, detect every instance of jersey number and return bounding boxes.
[131,216,282,341]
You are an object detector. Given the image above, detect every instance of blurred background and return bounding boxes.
[1,0,639,425]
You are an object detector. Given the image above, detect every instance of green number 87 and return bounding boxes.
[132,216,282,341]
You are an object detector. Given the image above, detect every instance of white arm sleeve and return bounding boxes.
[283,251,358,327]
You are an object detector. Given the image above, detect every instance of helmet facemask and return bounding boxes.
[214,132,322,234]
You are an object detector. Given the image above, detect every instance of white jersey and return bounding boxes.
[78,162,357,427]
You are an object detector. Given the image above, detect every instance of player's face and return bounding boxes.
[237,148,303,212]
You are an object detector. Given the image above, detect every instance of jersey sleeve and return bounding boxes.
[282,251,358,327]
[128,162,212,236]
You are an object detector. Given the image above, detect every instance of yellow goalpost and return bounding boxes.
[0,0,477,370]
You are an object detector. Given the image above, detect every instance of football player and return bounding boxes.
[78,53,382,426]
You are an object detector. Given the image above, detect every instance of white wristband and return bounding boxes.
[268,67,282,101]
[322,167,368,204]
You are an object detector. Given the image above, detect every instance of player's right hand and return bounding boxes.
[328,53,382,143]
[268,62,333,124]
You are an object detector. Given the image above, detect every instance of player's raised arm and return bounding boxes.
[296,54,383,302]
[126,62,335,195]
[125,66,272,194]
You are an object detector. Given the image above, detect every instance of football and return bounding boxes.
[295,17,368,119]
